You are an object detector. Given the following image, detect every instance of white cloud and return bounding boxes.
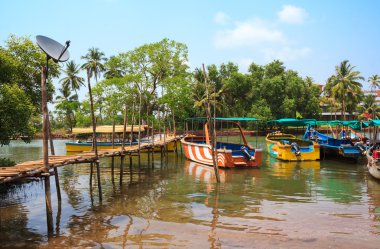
[263,47,312,62]
[214,19,286,48]
[213,12,230,25]
[278,5,307,24]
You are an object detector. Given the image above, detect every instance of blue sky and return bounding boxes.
[1,0,380,96]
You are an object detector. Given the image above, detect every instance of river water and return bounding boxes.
[0,138,379,248]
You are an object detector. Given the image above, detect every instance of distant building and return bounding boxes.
[364,89,380,103]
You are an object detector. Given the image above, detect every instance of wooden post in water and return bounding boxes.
[86,68,102,201]
[41,64,53,235]
[202,64,220,183]
[138,84,142,166]
[119,156,124,185]
[90,162,93,186]
[151,120,155,167]
[122,103,128,151]
[47,116,61,201]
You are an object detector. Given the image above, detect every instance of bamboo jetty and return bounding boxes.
[0,136,181,184]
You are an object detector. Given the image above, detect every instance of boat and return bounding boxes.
[266,132,320,161]
[181,118,262,168]
[66,125,178,152]
[365,120,380,180]
[266,119,320,161]
[303,121,366,160]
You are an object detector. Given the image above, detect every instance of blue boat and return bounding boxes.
[304,124,366,160]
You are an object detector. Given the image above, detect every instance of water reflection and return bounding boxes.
[0,139,380,248]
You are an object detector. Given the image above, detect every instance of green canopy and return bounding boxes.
[316,120,368,130]
[267,118,317,127]
[369,120,380,126]
[186,117,259,121]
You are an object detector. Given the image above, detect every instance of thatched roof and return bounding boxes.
[72,125,147,134]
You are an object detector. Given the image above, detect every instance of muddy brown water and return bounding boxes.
[0,138,379,248]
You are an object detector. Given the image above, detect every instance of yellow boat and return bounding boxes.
[266,132,320,161]
[65,125,178,153]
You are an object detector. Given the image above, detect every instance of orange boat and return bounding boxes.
[181,118,262,168]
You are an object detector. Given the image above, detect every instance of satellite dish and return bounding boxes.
[36,35,70,62]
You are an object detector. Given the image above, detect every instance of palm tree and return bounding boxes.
[81,47,106,83]
[368,74,380,92]
[357,95,380,120]
[55,86,79,132]
[59,60,85,94]
[324,60,364,120]
[81,48,105,198]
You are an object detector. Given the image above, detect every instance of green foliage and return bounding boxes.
[0,157,16,167]
[0,84,35,145]
[191,60,321,120]
[357,95,380,120]
[60,60,85,93]
[0,35,60,109]
[324,60,364,120]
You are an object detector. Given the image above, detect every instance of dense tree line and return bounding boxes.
[1,34,379,144]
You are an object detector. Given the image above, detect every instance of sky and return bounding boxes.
[1,0,380,100]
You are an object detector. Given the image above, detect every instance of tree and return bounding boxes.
[54,86,80,132]
[0,35,60,109]
[118,38,189,117]
[0,84,35,145]
[357,95,380,120]
[60,60,85,94]
[368,74,380,92]
[82,47,106,83]
[324,60,364,120]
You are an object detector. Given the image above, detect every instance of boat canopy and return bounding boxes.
[72,125,147,134]
[186,117,259,121]
[316,120,368,130]
[369,120,380,126]
[267,118,317,126]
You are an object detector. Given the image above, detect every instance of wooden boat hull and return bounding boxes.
[66,140,178,153]
[304,125,364,160]
[320,144,362,159]
[366,153,380,180]
[181,136,262,168]
[266,133,320,161]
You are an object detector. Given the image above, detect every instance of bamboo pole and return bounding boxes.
[202,64,220,183]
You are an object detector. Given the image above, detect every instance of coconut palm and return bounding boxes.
[59,60,85,94]
[368,74,380,92]
[357,95,380,120]
[81,47,106,83]
[324,60,364,120]
[55,86,79,132]
[81,47,105,198]
[81,48,106,155]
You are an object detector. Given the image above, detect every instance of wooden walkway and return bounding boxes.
[0,136,181,184]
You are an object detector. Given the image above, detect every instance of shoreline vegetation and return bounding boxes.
[1,34,379,153]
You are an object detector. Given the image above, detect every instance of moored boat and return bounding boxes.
[266,132,320,161]
[181,118,262,168]
[366,151,380,180]
[365,120,380,180]
[66,125,178,152]
[304,122,366,160]
[266,119,320,161]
